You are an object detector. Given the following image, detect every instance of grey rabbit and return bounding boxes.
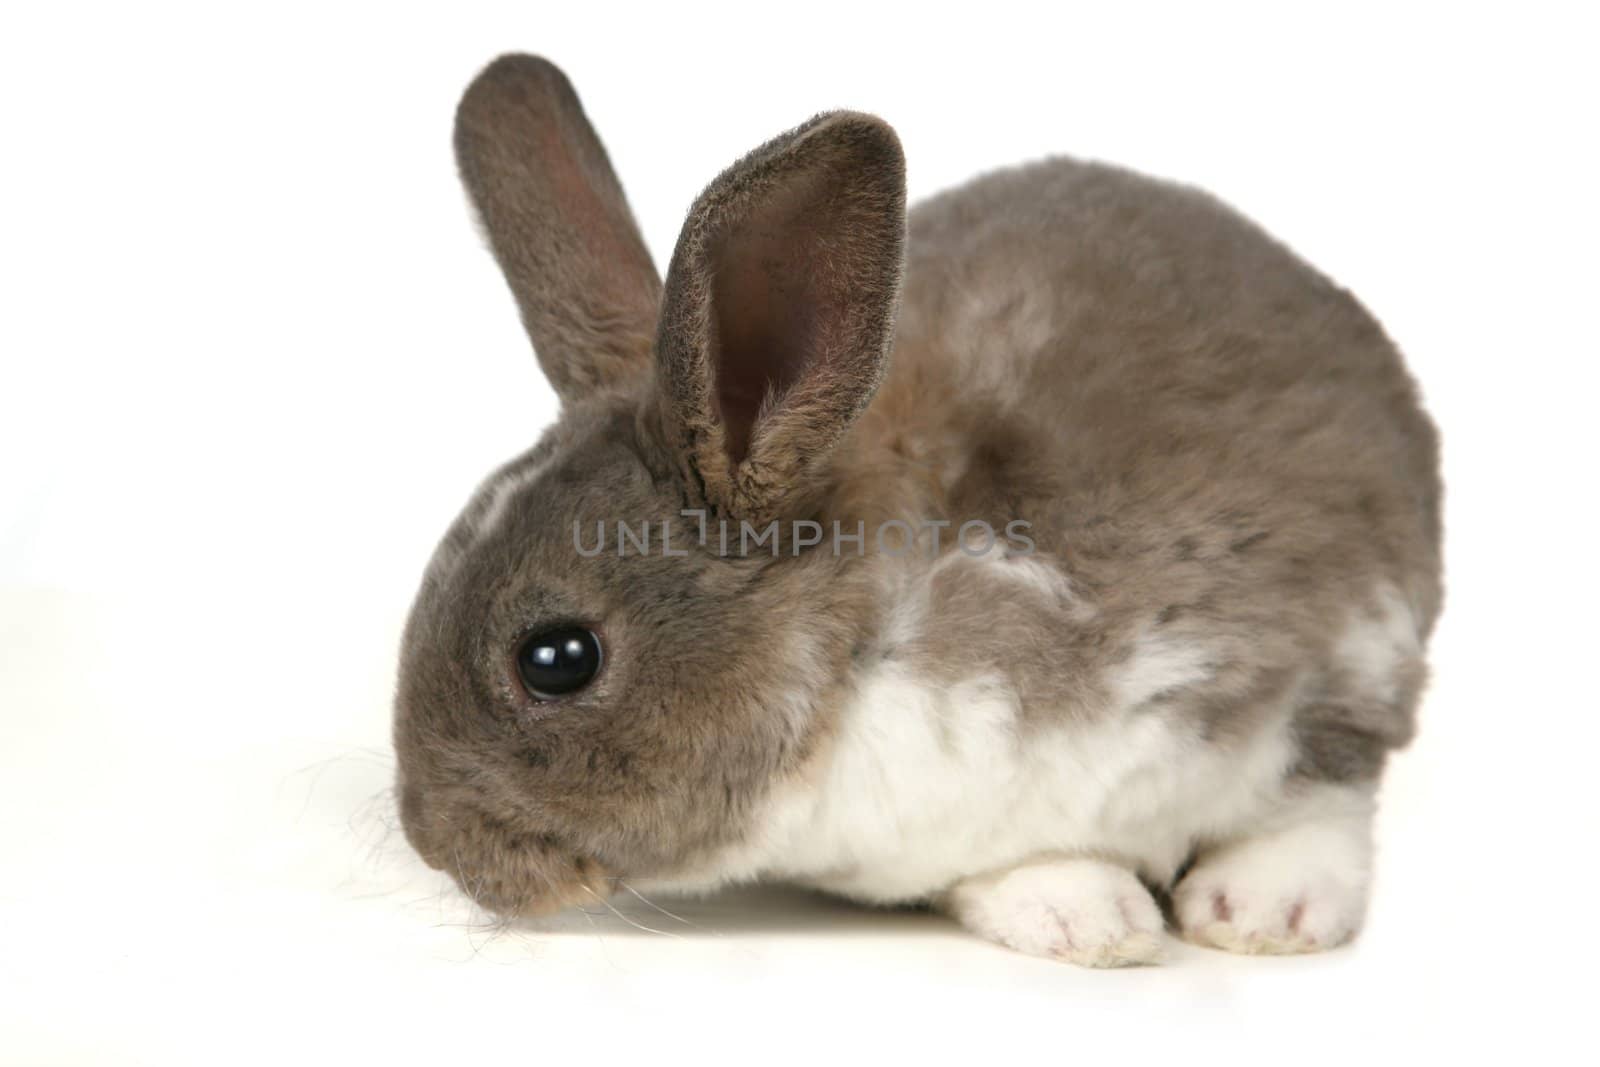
[393,54,1441,965]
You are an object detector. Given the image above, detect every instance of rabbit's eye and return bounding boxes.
[516,627,602,700]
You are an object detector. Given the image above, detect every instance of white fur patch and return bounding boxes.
[1104,631,1216,709]
[469,459,550,542]
[941,545,1087,612]
[1335,584,1422,704]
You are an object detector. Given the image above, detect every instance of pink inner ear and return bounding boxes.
[709,173,837,465]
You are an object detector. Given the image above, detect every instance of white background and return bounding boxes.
[3,2,1597,1063]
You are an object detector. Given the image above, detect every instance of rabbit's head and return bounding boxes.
[394,55,905,915]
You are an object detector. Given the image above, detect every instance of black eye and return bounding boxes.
[515,626,602,700]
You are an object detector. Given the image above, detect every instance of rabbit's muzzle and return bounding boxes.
[399,782,611,917]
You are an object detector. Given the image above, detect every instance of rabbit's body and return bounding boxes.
[395,56,1441,966]
[642,159,1440,918]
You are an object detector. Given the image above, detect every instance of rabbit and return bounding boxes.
[393,53,1442,967]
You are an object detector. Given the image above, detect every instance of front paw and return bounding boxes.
[946,858,1165,967]
[1173,840,1369,955]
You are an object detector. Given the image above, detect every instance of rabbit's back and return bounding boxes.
[862,157,1442,769]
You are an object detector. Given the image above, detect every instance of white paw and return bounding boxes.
[1173,829,1371,955]
[946,858,1165,967]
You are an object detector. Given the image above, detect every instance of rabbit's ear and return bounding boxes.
[455,55,661,400]
[654,111,906,522]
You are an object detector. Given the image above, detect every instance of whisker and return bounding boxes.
[573,896,626,971]
[618,882,701,929]
[444,843,509,957]
[580,885,683,939]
